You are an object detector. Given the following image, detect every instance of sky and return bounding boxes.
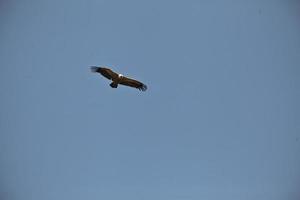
[1,1,300,200]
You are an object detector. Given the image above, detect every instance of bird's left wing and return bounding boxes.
[119,76,147,91]
[91,67,118,80]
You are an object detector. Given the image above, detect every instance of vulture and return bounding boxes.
[91,66,147,91]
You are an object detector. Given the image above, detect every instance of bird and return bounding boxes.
[90,66,147,91]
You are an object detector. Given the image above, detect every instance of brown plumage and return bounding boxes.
[91,66,147,91]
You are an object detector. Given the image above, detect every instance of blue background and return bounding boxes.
[1,1,300,199]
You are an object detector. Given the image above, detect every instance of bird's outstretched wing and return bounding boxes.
[91,67,118,80]
[119,76,147,91]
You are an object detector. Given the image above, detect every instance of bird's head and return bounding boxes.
[118,74,123,78]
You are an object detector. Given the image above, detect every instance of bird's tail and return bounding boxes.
[110,82,118,88]
[90,66,100,73]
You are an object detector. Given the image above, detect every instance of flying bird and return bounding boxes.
[91,66,147,91]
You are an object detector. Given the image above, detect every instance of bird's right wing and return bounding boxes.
[119,76,147,91]
[91,67,118,80]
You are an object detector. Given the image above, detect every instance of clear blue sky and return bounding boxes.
[1,1,300,200]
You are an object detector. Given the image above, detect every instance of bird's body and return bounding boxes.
[91,66,147,91]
